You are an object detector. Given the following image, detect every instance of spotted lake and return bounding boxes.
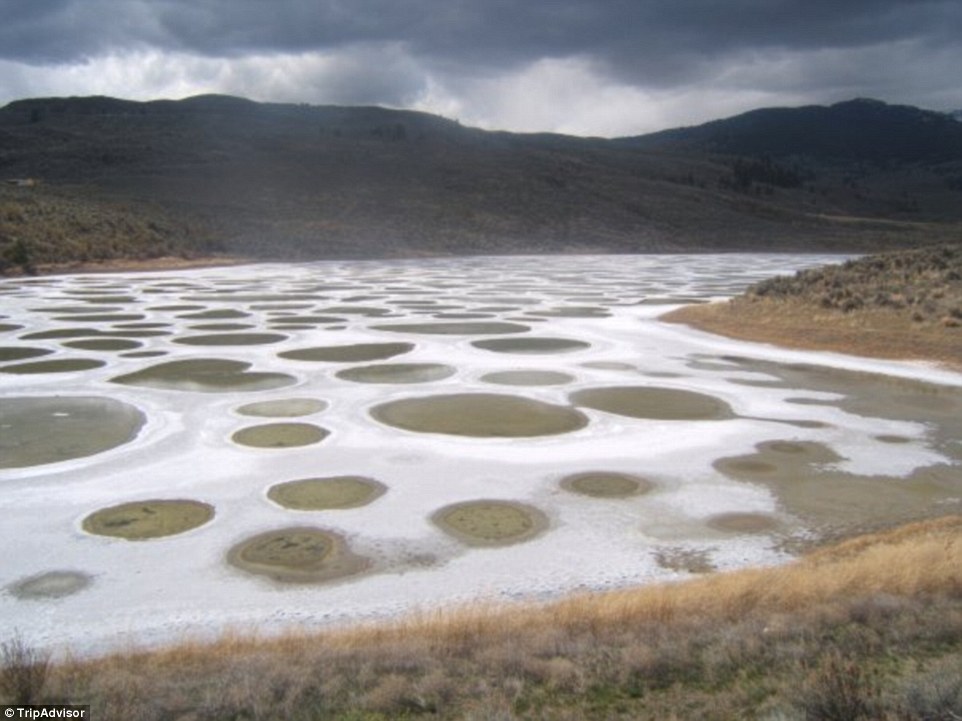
[1,254,960,653]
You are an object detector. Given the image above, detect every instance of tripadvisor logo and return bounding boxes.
[2,707,89,719]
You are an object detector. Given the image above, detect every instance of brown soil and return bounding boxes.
[663,298,962,371]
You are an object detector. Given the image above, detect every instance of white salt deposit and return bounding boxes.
[1,254,959,656]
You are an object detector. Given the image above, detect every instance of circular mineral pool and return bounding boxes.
[336,363,456,384]
[23,328,169,340]
[432,499,549,546]
[236,398,327,418]
[232,422,329,448]
[370,393,589,437]
[173,332,288,346]
[714,458,779,476]
[53,313,146,323]
[0,346,54,363]
[472,337,590,354]
[764,441,809,455]
[111,358,296,392]
[318,305,394,317]
[0,396,146,468]
[227,527,370,583]
[279,342,414,363]
[188,323,257,332]
[267,476,387,510]
[82,499,214,540]
[433,313,494,320]
[121,350,168,359]
[570,386,733,420]
[875,434,913,444]
[560,471,653,498]
[528,306,610,318]
[62,338,143,352]
[370,321,530,335]
[0,358,106,374]
[177,309,251,319]
[268,315,348,325]
[62,294,138,304]
[8,570,92,600]
[771,418,831,429]
[580,361,636,371]
[480,370,574,386]
[759,441,841,463]
[706,512,779,534]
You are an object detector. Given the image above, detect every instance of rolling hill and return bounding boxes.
[1,95,960,269]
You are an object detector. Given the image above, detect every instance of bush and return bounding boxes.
[898,659,962,721]
[795,651,882,721]
[0,634,50,704]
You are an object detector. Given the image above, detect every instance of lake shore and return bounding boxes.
[662,298,962,372]
[663,244,962,373]
[24,254,254,276]
[23,515,962,720]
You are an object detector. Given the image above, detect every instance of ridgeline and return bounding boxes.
[2,95,961,271]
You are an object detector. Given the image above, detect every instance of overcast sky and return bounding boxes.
[1,0,960,137]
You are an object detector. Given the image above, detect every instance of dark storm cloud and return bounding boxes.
[3,0,959,85]
[2,0,960,134]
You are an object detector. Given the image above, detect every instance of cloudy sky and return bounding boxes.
[1,0,960,137]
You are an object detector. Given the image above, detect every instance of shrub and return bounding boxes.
[897,658,962,721]
[794,651,882,721]
[0,634,51,704]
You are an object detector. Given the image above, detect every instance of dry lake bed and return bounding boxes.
[1,254,960,654]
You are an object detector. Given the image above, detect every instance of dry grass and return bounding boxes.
[664,298,962,370]
[10,516,961,720]
[663,244,962,370]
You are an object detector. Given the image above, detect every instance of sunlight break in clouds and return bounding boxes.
[0,45,430,110]
[0,48,810,137]
[413,56,808,137]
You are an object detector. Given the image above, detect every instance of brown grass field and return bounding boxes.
[3,517,961,720]
[663,298,962,371]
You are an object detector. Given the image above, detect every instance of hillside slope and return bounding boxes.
[1,95,961,266]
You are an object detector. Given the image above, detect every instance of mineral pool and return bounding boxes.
[1,254,960,655]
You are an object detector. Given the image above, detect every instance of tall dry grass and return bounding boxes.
[15,516,962,720]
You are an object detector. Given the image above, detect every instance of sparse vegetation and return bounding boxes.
[7,516,960,720]
[749,244,962,321]
[664,244,962,369]
[0,185,220,274]
[2,95,962,266]
[722,156,805,193]
[1,634,51,705]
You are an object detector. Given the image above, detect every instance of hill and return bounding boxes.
[1,95,961,268]
[624,98,962,161]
